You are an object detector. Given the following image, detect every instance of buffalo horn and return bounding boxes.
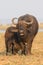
[23,18,33,25]
[12,17,18,25]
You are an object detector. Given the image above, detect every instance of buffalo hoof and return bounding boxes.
[18,50,22,55]
[13,52,16,55]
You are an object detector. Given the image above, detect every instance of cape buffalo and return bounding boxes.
[5,17,26,55]
[5,25,25,55]
[17,14,39,55]
[5,14,39,55]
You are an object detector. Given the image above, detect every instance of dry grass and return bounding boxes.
[0,23,43,30]
[0,23,43,65]
[39,23,43,28]
[0,24,11,30]
[0,24,17,30]
[0,32,43,65]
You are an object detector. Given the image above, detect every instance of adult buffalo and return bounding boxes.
[17,14,39,55]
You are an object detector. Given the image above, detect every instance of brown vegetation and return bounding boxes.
[39,23,43,28]
[0,23,43,30]
[0,23,43,65]
[0,32,43,65]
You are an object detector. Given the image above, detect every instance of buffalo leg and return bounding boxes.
[27,40,33,55]
[6,43,8,55]
[12,40,16,55]
[23,42,28,55]
[19,42,24,54]
[12,43,14,54]
[24,41,32,55]
[6,41,12,55]
[12,43,16,55]
[5,40,9,55]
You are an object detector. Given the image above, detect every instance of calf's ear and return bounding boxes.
[12,17,18,25]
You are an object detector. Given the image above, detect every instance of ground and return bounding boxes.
[0,32,43,65]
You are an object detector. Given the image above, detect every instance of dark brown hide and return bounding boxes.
[18,14,39,55]
[5,26,24,55]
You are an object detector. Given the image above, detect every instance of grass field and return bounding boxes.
[0,23,43,65]
[0,32,43,65]
[0,23,43,30]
